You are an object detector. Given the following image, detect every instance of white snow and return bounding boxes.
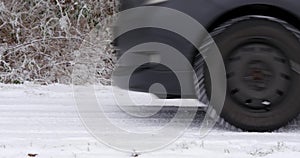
[0,83,300,158]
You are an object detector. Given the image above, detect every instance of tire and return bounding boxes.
[198,16,300,132]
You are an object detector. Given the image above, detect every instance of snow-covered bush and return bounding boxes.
[0,0,118,85]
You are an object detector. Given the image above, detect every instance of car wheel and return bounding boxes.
[196,16,300,132]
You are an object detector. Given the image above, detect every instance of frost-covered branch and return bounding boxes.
[0,0,119,85]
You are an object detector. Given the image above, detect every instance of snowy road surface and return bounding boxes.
[0,83,300,158]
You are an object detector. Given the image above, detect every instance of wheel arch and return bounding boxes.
[207,4,300,32]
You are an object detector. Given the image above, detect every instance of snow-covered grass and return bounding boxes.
[0,83,300,158]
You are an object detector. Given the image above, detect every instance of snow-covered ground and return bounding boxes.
[0,83,300,158]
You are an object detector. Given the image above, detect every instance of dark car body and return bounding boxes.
[113,0,300,99]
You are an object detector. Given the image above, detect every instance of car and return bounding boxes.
[113,0,300,132]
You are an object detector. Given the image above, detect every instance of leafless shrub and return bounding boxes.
[0,0,118,85]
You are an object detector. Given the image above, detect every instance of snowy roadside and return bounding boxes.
[0,83,300,158]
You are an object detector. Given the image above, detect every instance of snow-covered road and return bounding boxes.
[0,83,300,158]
